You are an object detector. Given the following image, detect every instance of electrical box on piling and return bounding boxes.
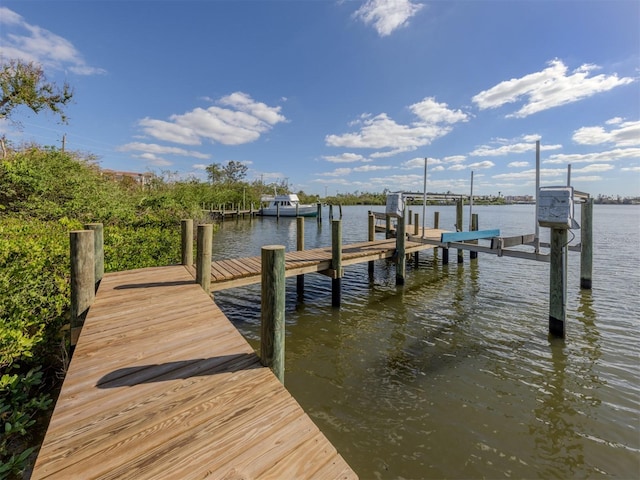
[537,186,576,229]
[386,192,405,218]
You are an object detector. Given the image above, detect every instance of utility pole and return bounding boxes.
[62,134,66,152]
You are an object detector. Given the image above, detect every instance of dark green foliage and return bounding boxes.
[0,367,52,479]
[0,145,211,475]
[0,60,73,124]
[0,218,77,368]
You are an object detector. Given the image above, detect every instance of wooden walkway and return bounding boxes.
[186,236,445,292]
[32,266,357,479]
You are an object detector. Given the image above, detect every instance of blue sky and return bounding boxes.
[1,0,639,197]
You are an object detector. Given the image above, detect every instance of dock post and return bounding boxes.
[331,219,342,308]
[396,208,406,285]
[408,210,412,225]
[385,214,392,239]
[295,203,299,217]
[456,198,464,263]
[580,198,593,289]
[368,213,375,277]
[316,202,322,222]
[296,216,305,300]
[276,202,280,220]
[329,204,334,221]
[434,210,447,263]
[84,223,104,290]
[549,228,567,337]
[470,214,478,260]
[413,213,420,265]
[261,245,285,384]
[196,224,212,294]
[70,230,95,347]
[181,219,193,266]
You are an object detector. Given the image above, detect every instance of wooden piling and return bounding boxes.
[580,198,593,289]
[470,214,478,260]
[196,224,212,293]
[70,230,95,346]
[368,213,375,277]
[296,216,304,299]
[437,209,448,264]
[316,202,322,222]
[84,223,103,289]
[260,245,286,383]
[413,212,419,265]
[276,202,280,220]
[385,214,392,239]
[329,204,334,221]
[181,219,193,266]
[331,219,342,307]
[396,208,406,285]
[456,198,464,263]
[549,228,567,337]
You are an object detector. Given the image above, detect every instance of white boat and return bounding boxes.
[258,193,318,217]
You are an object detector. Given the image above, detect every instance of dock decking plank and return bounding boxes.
[208,238,437,291]
[32,265,356,479]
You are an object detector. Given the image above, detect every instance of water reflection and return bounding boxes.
[210,205,640,479]
[529,289,604,478]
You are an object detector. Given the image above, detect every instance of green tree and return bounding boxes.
[0,60,73,124]
[205,162,223,184]
[222,160,248,183]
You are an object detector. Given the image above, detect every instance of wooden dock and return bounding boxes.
[32,265,357,479]
[187,237,445,292]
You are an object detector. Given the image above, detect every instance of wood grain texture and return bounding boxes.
[32,265,356,479]
[209,238,441,291]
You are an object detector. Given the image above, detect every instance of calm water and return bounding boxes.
[210,205,639,479]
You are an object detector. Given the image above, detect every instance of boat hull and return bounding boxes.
[258,206,317,217]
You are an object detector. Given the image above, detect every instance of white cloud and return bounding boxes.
[137,92,286,146]
[508,161,529,168]
[118,142,211,159]
[443,155,466,163]
[325,97,468,153]
[401,157,441,169]
[470,139,562,156]
[492,168,564,180]
[431,165,445,172]
[410,97,469,124]
[0,7,105,75]
[468,160,495,169]
[572,176,602,182]
[322,153,368,163]
[572,163,614,173]
[133,152,172,167]
[544,147,640,164]
[353,164,392,172]
[472,59,635,118]
[315,167,353,177]
[621,166,640,172]
[192,164,208,170]
[448,164,466,171]
[572,120,640,147]
[353,0,424,37]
